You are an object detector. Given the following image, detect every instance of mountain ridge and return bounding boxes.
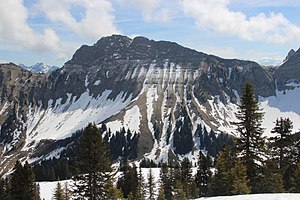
[0,35,299,175]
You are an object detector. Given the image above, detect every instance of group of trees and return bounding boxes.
[0,161,40,200]
[205,81,300,196]
[1,81,300,199]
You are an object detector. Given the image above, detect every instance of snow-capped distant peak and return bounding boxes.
[19,62,59,73]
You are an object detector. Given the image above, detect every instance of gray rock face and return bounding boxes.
[274,48,300,90]
[0,35,296,175]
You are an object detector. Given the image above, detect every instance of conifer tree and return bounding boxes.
[210,146,236,196]
[256,160,284,193]
[0,178,11,200]
[72,123,112,199]
[173,181,188,200]
[195,151,211,197]
[290,162,300,192]
[63,182,71,200]
[270,118,293,171]
[180,158,193,198]
[159,163,173,200]
[157,185,165,200]
[234,81,265,191]
[11,161,40,200]
[147,168,155,200]
[230,158,251,195]
[53,182,65,200]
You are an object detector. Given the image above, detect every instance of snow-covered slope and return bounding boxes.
[1,35,300,175]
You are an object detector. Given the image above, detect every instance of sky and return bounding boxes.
[1,0,300,67]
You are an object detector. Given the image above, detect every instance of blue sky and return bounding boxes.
[1,0,300,67]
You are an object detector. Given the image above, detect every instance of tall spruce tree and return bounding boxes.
[72,123,112,199]
[159,163,173,200]
[147,168,155,200]
[234,81,265,191]
[195,151,211,197]
[270,118,293,171]
[180,158,193,198]
[53,182,65,200]
[230,158,251,195]
[11,161,40,200]
[210,146,236,196]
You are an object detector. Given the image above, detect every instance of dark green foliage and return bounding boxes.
[147,168,155,200]
[140,158,158,168]
[291,162,300,192]
[234,81,266,190]
[34,158,72,181]
[195,151,211,197]
[255,160,284,193]
[197,125,234,157]
[269,118,294,171]
[72,123,112,199]
[159,163,173,200]
[53,182,65,200]
[117,160,141,199]
[180,158,193,198]
[11,161,40,200]
[0,178,11,200]
[103,126,139,160]
[173,107,193,155]
[173,181,188,200]
[269,118,300,190]
[231,158,251,195]
[210,146,236,196]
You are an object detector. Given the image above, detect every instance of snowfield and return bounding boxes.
[39,168,300,200]
[39,179,300,200]
[196,193,300,200]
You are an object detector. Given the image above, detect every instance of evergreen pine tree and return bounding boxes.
[269,118,298,190]
[195,151,211,197]
[72,123,112,199]
[0,178,11,200]
[270,118,293,171]
[210,146,236,196]
[180,158,193,198]
[53,182,65,200]
[230,158,251,195]
[11,161,40,200]
[147,168,155,200]
[234,81,265,191]
[63,182,71,200]
[256,160,284,193]
[159,163,173,200]
[290,162,300,192]
[157,185,165,200]
[173,181,188,200]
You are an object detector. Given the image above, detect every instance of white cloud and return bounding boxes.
[181,0,300,44]
[230,0,300,7]
[121,0,175,22]
[0,0,60,52]
[37,0,118,39]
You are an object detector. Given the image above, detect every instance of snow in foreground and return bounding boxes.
[39,180,300,200]
[196,193,300,200]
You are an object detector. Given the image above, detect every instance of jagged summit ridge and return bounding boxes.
[66,34,208,67]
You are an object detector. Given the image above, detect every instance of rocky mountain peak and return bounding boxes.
[283,49,296,63]
[274,48,300,90]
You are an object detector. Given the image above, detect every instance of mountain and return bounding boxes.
[19,62,59,73]
[0,35,300,175]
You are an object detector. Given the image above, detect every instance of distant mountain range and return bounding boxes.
[19,62,59,73]
[0,35,300,175]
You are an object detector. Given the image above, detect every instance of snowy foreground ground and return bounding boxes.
[39,168,300,200]
[39,180,300,200]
